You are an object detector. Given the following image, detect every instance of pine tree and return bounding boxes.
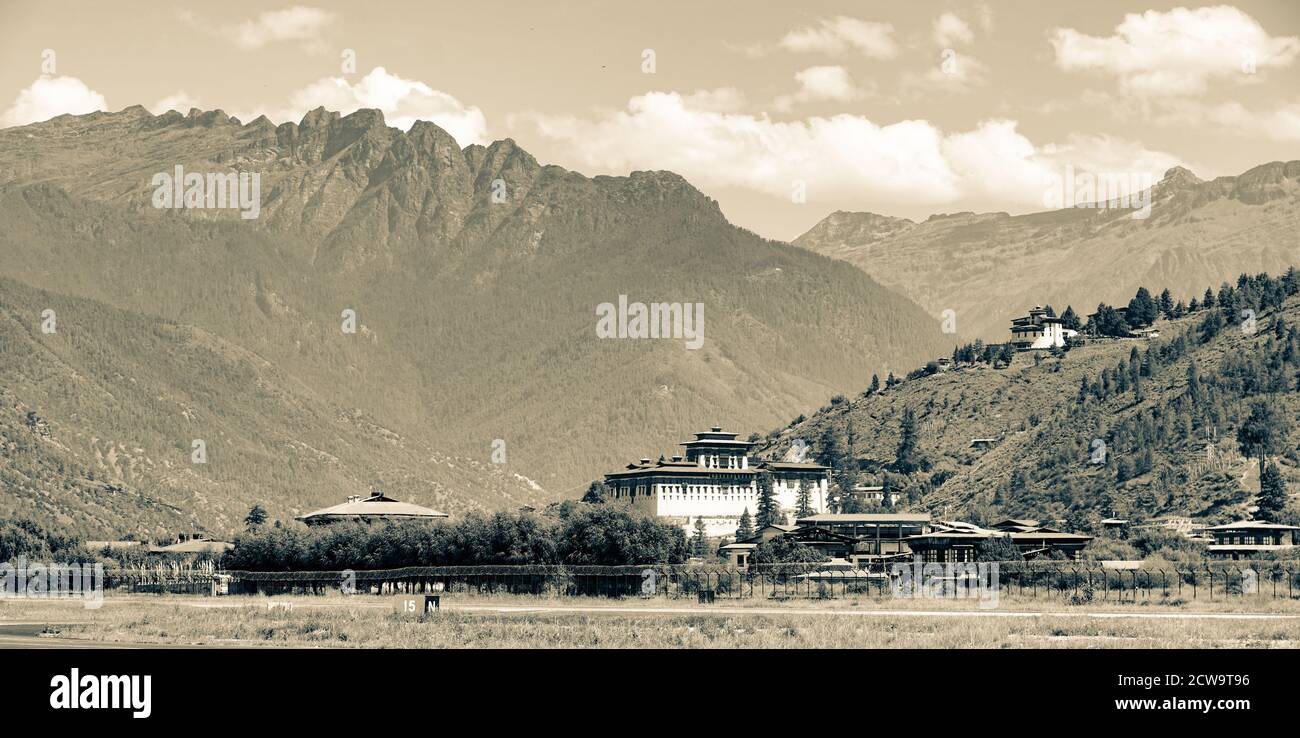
[1158,288,1174,319]
[244,505,268,530]
[795,478,814,519]
[754,470,778,529]
[692,517,709,557]
[1127,287,1158,327]
[870,374,880,393]
[895,407,922,473]
[735,508,755,541]
[1238,400,1290,476]
[1186,361,1201,405]
[1129,347,1142,401]
[1061,305,1081,331]
[1257,462,1289,522]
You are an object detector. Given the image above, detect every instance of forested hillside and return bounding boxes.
[0,278,538,539]
[757,269,1300,531]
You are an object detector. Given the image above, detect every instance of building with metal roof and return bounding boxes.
[1203,520,1300,559]
[296,492,449,526]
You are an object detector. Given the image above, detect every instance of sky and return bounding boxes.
[0,0,1297,241]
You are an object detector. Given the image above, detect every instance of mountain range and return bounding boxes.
[0,106,949,537]
[794,162,1300,341]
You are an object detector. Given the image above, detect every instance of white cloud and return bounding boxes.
[1,75,107,128]
[902,51,989,94]
[1052,6,1300,97]
[245,66,489,146]
[680,87,748,113]
[521,91,1182,210]
[774,66,863,111]
[150,91,202,115]
[1153,98,1300,142]
[794,66,858,101]
[779,16,897,58]
[180,5,337,51]
[933,13,974,48]
[1206,100,1300,141]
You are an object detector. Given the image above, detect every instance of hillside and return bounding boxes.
[0,106,950,530]
[755,271,1300,527]
[0,277,544,539]
[794,163,1300,341]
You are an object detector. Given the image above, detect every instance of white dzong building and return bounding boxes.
[1009,306,1077,350]
[603,427,831,537]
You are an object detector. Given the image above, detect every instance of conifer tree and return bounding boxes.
[895,407,922,473]
[1257,462,1289,522]
[735,508,755,541]
[692,517,709,557]
[754,470,778,529]
[795,479,814,519]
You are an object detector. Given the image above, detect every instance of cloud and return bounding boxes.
[902,51,989,94]
[779,16,897,58]
[1,75,107,127]
[1052,6,1300,97]
[974,3,994,34]
[180,5,337,51]
[244,66,489,145]
[150,91,202,115]
[1205,100,1300,141]
[774,66,864,111]
[680,87,748,113]
[520,91,1181,210]
[1152,98,1300,142]
[933,13,974,48]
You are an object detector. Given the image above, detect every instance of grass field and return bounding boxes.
[4,591,1300,648]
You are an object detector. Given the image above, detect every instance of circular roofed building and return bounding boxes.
[296,492,449,526]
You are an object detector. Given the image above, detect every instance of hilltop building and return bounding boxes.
[851,485,899,506]
[603,426,830,536]
[296,492,448,526]
[1009,306,1077,350]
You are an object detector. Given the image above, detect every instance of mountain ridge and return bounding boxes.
[0,106,953,533]
[794,161,1300,342]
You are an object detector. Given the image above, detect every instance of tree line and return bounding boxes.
[222,504,689,571]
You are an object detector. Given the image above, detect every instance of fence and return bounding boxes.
[104,561,222,595]
[98,562,1298,602]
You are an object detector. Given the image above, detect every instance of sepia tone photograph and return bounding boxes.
[1,0,1298,721]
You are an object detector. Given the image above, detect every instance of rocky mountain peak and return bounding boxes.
[1160,165,1204,189]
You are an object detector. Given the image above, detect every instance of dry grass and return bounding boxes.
[5,591,1300,648]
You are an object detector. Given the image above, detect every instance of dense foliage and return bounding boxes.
[0,518,93,563]
[222,506,688,570]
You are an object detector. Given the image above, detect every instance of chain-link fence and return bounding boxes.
[152,562,1300,602]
